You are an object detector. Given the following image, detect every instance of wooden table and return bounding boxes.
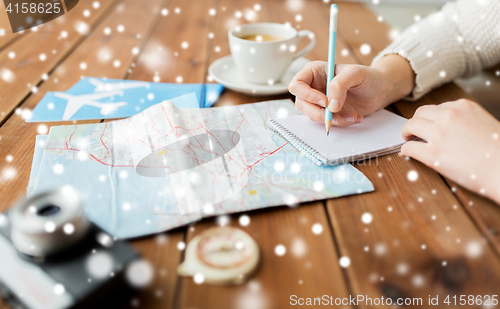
[1,0,500,308]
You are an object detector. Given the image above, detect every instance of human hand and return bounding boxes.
[288,55,415,126]
[402,99,500,204]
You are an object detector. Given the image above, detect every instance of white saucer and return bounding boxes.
[208,55,310,96]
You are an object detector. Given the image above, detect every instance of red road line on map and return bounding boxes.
[99,123,110,158]
[64,126,78,149]
[161,105,173,128]
[246,142,288,169]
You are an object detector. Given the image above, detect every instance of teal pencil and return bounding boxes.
[325,4,338,136]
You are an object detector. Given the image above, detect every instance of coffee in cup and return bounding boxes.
[228,23,316,84]
[240,34,283,42]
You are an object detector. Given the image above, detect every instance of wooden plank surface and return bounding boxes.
[178,204,352,309]
[335,2,393,67]
[0,0,162,213]
[0,0,174,308]
[0,1,22,50]
[338,0,500,258]
[325,2,500,307]
[0,0,119,125]
[0,1,499,309]
[124,0,220,307]
[176,0,359,308]
[393,83,500,256]
[328,154,500,308]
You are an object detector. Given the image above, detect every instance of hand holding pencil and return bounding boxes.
[288,5,416,131]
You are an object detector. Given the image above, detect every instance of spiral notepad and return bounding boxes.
[268,109,408,166]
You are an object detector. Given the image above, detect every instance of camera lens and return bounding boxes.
[10,187,90,257]
[36,204,61,217]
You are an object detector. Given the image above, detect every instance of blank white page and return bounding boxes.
[274,109,407,163]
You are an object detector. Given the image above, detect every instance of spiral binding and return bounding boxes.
[268,119,326,166]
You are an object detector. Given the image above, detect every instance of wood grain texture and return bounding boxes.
[335,2,394,66]
[0,0,190,308]
[327,2,500,307]
[127,0,214,84]
[125,0,223,307]
[332,2,500,250]
[392,84,500,257]
[1,1,499,309]
[178,204,353,309]
[0,0,163,211]
[328,154,500,308]
[0,0,119,125]
[0,0,22,50]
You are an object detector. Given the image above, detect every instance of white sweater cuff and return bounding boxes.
[372,10,478,101]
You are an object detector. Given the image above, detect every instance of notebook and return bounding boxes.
[268,109,408,166]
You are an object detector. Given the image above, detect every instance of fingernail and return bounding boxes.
[329,99,340,112]
[332,117,339,125]
[318,100,326,107]
[355,115,363,123]
[345,116,355,122]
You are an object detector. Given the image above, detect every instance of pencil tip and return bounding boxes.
[327,132,329,136]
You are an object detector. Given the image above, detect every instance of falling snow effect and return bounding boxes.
[407,170,418,182]
[1,69,14,83]
[126,260,154,287]
[412,274,425,288]
[291,238,307,257]
[339,256,351,268]
[466,241,483,258]
[396,262,409,275]
[361,212,373,224]
[275,244,286,256]
[63,223,75,235]
[360,44,371,55]
[217,215,230,226]
[274,161,285,172]
[53,164,64,174]
[311,223,323,235]
[97,232,114,247]
[44,221,56,233]
[239,215,250,226]
[53,284,65,295]
[86,252,114,279]
[193,273,205,284]
[374,243,387,256]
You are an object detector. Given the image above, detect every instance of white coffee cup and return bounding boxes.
[228,23,315,85]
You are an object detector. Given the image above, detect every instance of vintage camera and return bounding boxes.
[0,186,139,309]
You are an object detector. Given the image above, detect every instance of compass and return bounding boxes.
[177,226,260,285]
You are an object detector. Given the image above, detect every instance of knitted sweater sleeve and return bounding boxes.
[372,0,500,101]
